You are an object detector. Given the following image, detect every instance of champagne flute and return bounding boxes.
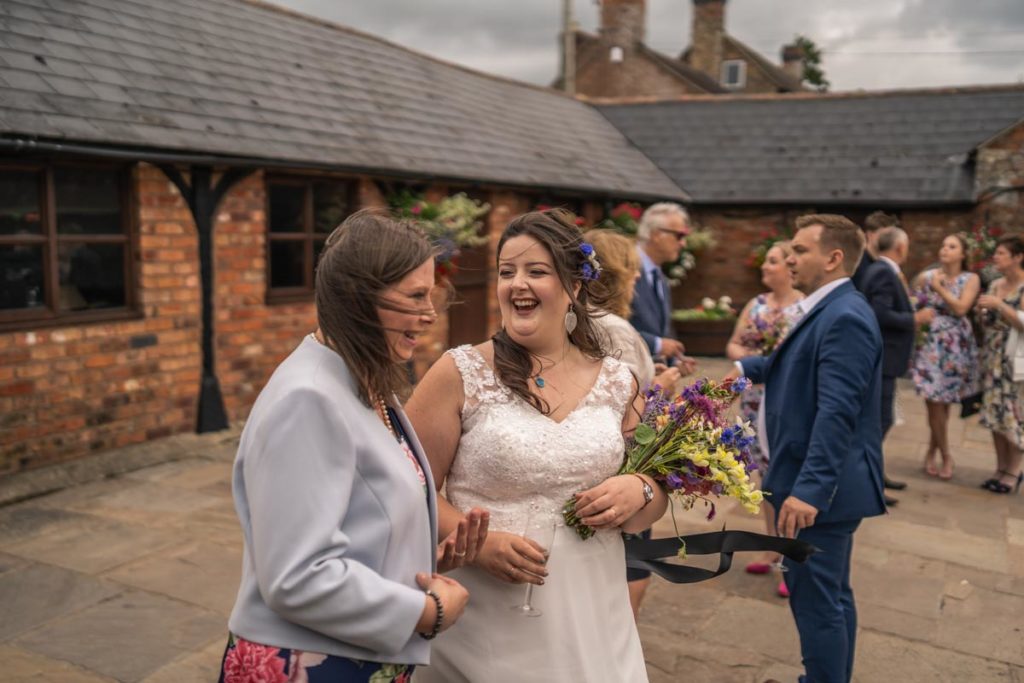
[510,509,557,617]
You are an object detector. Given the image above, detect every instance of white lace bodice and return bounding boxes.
[445,345,635,534]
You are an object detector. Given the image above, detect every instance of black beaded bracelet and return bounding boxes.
[419,589,444,640]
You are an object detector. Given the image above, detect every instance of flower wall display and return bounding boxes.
[389,191,490,278]
[672,296,737,321]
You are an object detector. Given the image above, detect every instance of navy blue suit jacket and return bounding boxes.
[630,268,672,356]
[740,281,886,524]
[860,260,915,378]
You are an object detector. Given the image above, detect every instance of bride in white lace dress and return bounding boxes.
[407,210,667,682]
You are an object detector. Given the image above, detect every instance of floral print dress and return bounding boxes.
[738,294,804,470]
[910,270,980,403]
[979,281,1024,447]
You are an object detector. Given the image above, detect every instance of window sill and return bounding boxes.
[0,308,144,334]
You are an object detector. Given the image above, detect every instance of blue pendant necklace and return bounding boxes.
[532,352,567,389]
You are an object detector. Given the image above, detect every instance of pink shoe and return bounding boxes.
[745,562,772,575]
[777,580,790,598]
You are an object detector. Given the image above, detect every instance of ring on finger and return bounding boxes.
[453,550,466,557]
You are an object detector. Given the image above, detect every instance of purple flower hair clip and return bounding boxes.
[579,242,602,281]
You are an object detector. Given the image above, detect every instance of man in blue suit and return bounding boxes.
[732,214,887,683]
[630,203,689,365]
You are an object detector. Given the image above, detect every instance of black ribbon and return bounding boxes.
[625,530,819,584]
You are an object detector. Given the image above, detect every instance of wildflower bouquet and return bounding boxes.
[739,314,790,356]
[563,377,763,550]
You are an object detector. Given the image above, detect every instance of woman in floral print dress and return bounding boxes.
[910,233,981,480]
[976,235,1024,495]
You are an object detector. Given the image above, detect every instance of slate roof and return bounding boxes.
[0,0,686,201]
[598,87,1024,205]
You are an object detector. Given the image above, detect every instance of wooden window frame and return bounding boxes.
[0,160,139,332]
[265,174,356,305]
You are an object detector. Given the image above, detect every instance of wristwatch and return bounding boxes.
[633,474,654,508]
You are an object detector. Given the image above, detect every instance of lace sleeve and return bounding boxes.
[594,357,639,426]
[446,345,511,421]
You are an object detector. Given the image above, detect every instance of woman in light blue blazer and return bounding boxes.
[219,210,487,682]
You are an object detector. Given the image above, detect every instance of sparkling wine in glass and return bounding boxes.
[510,511,557,617]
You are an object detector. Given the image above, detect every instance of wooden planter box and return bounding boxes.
[672,318,736,357]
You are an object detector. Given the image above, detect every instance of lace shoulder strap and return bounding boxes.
[587,356,638,422]
[445,345,511,417]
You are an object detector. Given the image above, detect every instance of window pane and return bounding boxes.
[54,167,123,235]
[58,242,126,310]
[269,239,305,288]
[313,181,351,234]
[0,244,45,310]
[0,169,42,236]
[269,183,305,233]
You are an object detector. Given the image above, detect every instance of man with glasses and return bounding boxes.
[630,202,690,365]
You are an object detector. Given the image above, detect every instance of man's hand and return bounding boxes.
[776,495,818,538]
[660,337,686,361]
[914,308,935,326]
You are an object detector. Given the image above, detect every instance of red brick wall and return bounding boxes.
[0,164,202,474]
[673,206,974,314]
[2,165,566,474]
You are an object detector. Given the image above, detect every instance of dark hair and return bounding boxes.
[315,208,435,405]
[946,232,971,271]
[492,209,609,414]
[996,234,1024,260]
[794,213,865,275]
[863,211,899,233]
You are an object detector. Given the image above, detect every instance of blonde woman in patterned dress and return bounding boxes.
[909,233,981,480]
[976,235,1024,495]
[407,210,667,682]
[726,241,803,594]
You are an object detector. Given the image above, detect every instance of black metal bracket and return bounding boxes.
[158,164,256,433]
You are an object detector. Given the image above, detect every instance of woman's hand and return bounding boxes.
[573,474,647,530]
[472,530,548,585]
[415,572,469,634]
[930,274,948,292]
[653,365,681,390]
[977,293,1002,311]
[436,507,490,573]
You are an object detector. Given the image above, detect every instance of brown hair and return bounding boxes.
[863,210,899,233]
[794,213,865,275]
[315,208,435,405]
[492,209,609,414]
[582,229,639,318]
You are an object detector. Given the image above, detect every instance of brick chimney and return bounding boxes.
[781,43,804,81]
[690,0,726,79]
[601,0,646,50]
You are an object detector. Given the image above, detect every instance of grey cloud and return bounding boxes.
[273,0,1024,90]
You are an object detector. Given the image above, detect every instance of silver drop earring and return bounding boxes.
[564,305,578,335]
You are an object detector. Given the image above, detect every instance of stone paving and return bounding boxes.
[0,358,1022,682]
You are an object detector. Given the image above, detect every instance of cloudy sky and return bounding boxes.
[270,0,1024,92]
